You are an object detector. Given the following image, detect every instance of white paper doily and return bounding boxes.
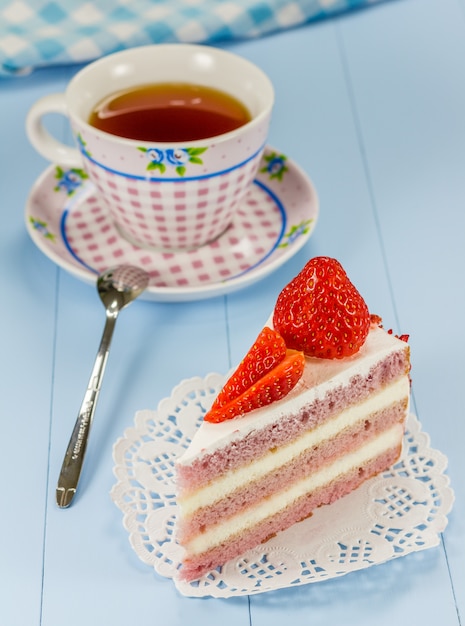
[111,374,454,598]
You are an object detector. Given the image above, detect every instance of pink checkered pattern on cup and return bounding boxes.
[85,152,263,250]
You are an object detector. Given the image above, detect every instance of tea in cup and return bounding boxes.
[26,44,274,251]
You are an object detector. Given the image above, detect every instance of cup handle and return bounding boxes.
[26,93,83,168]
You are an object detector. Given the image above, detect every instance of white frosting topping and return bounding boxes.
[178,325,408,466]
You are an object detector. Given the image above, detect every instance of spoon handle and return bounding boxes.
[56,314,117,508]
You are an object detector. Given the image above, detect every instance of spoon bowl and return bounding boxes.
[56,264,150,508]
[98,265,150,313]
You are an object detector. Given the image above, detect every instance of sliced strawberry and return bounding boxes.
[205,349,305,423]
[210,326,287,411]
[273,257,370,359]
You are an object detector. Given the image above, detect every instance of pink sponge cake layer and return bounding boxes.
[175,323,410,582]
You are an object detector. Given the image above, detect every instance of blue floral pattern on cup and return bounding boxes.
[138,146,207,176]
[77,133,92,159]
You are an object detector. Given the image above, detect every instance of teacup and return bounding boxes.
[26,44,274,251]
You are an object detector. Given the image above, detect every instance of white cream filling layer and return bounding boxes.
[186,424,403,555]
[179,376,409,515]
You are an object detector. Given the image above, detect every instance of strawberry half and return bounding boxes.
[273,257,370,359]
[210,327,287,411]
[204,349,305,423]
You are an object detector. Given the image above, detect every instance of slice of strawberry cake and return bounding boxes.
[175,257,410,582]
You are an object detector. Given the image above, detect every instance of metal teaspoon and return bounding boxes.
[56,265,150,508]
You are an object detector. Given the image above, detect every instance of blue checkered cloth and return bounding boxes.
[0,0,386,77]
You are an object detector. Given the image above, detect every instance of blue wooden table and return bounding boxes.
[1,0,463,623]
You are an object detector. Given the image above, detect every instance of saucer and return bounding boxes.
[25,147,319,302]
